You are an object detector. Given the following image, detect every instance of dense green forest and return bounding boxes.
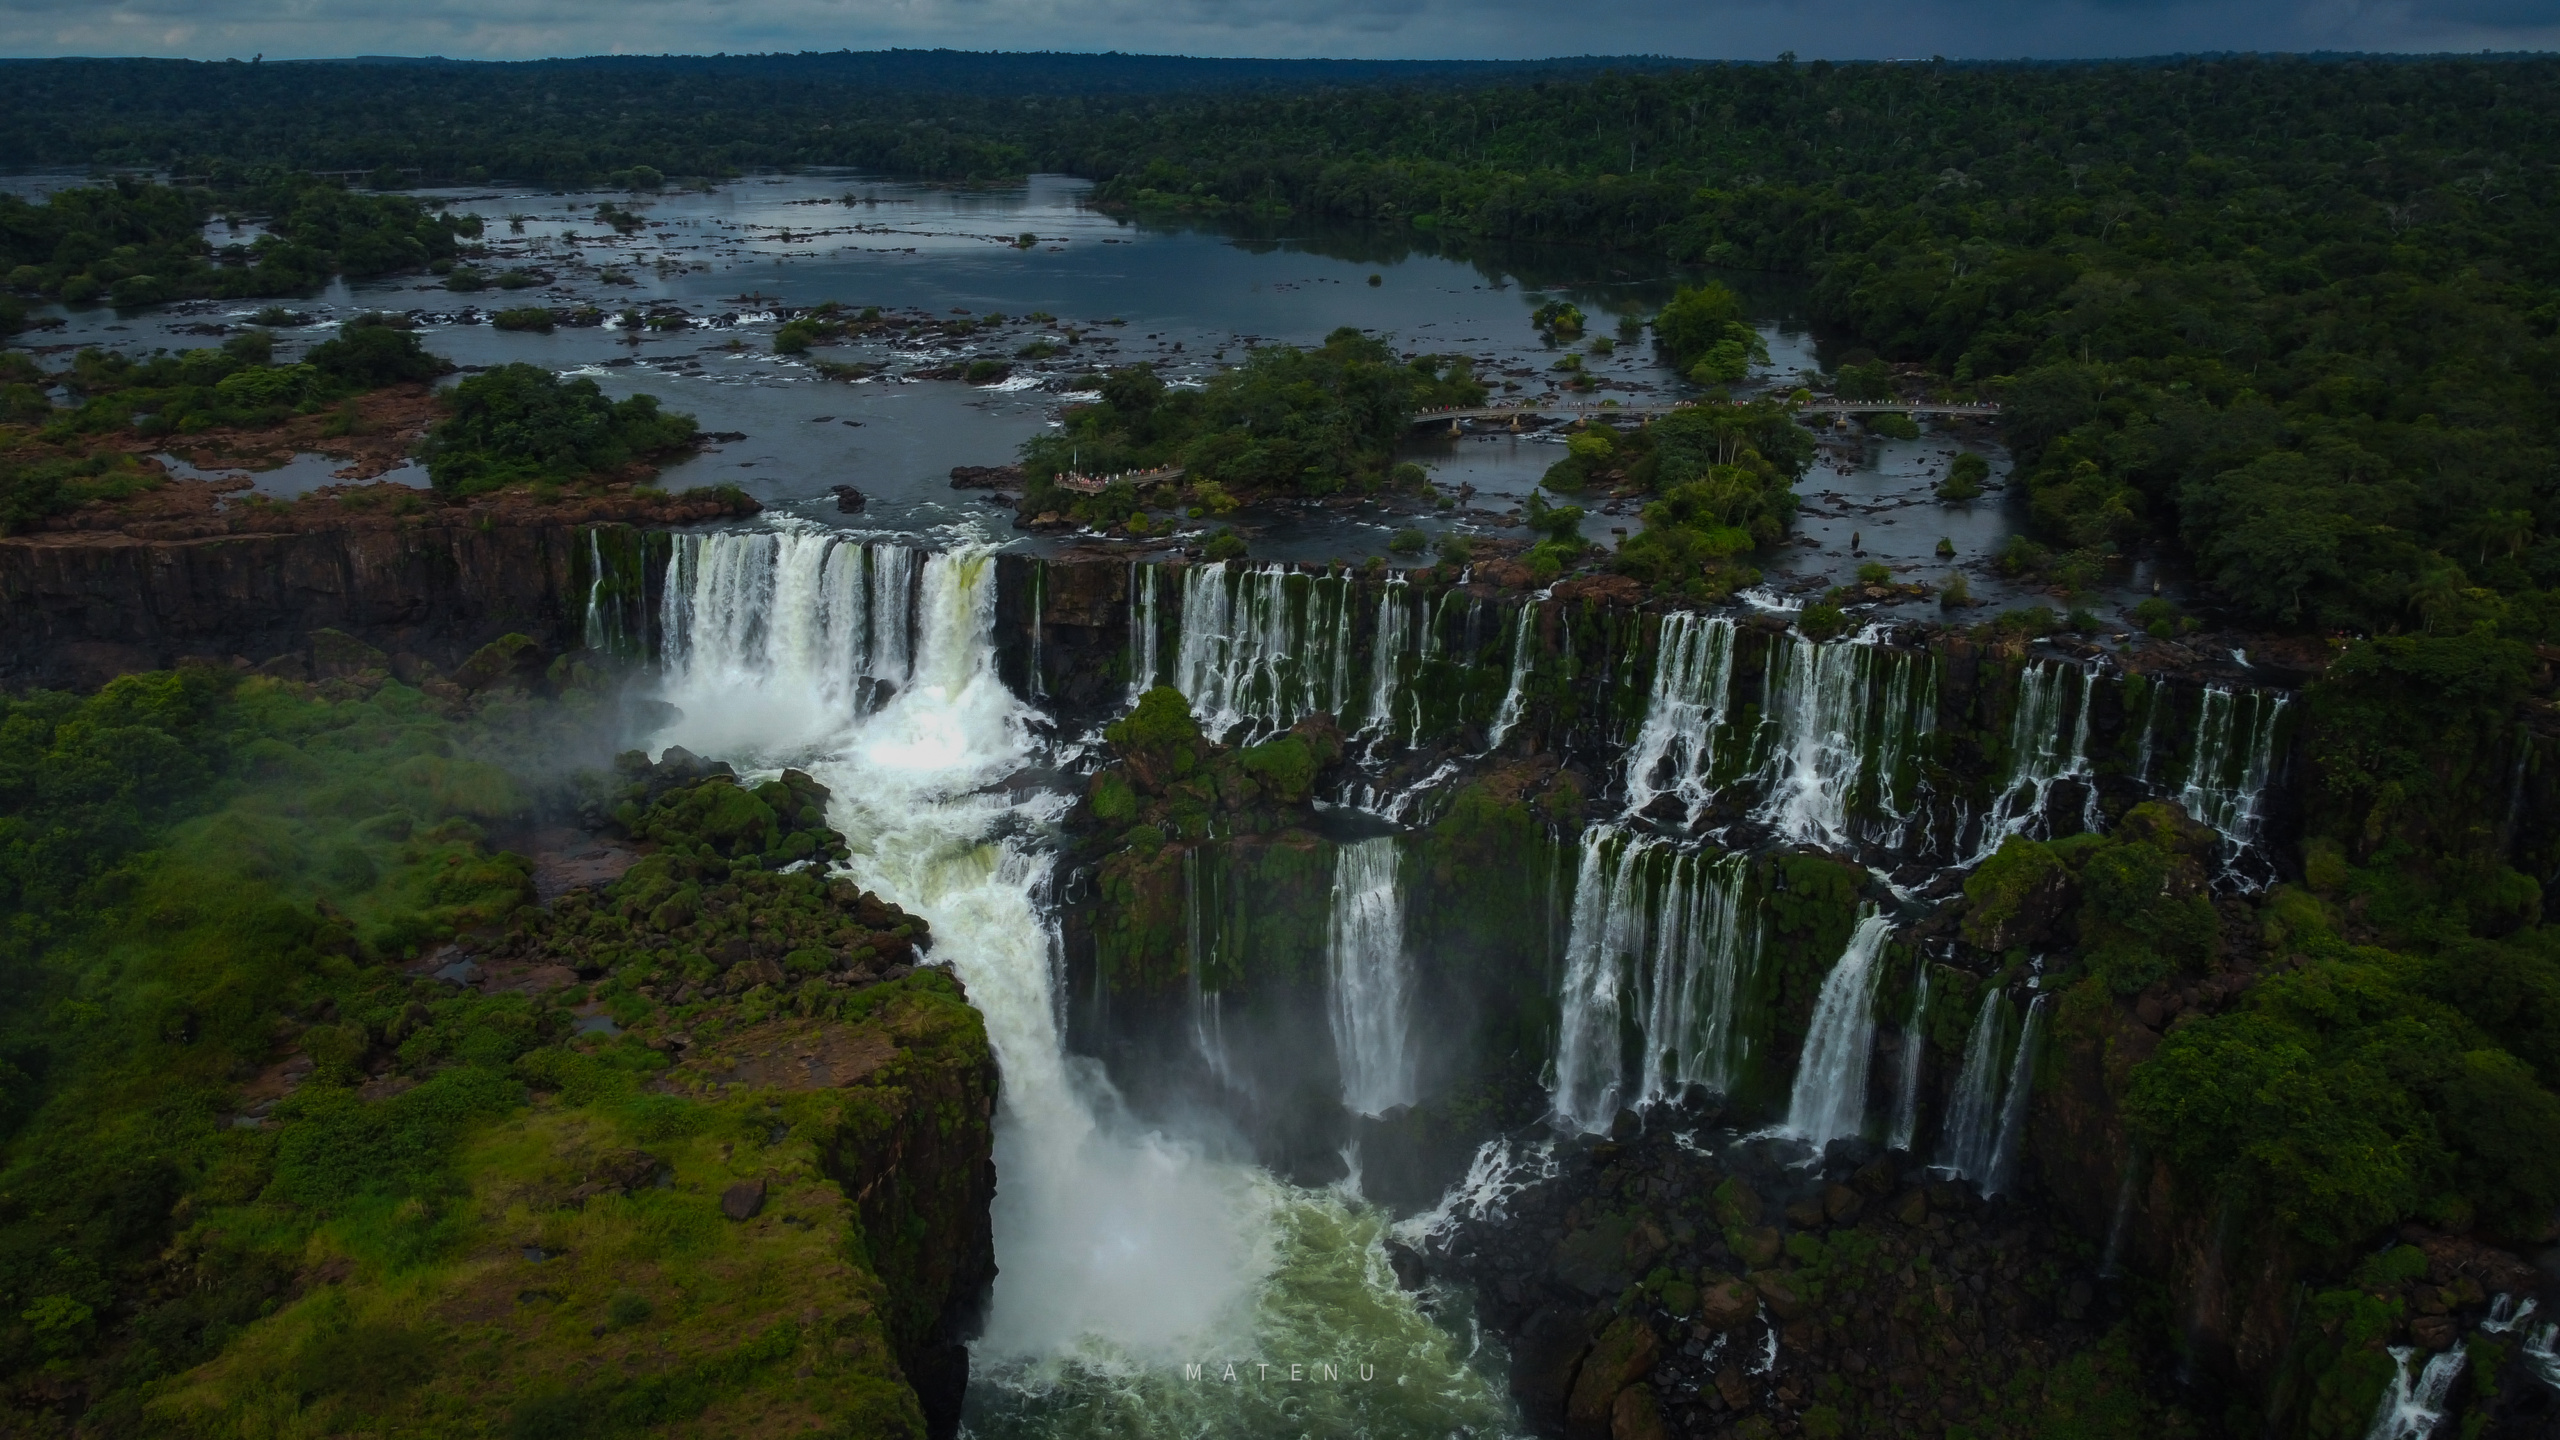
[7,53,2558,632]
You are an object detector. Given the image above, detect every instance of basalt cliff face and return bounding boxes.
[0,485,742,688]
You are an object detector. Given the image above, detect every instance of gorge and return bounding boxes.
[15,506,2547,1437]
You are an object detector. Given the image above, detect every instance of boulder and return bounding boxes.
[1610,1382,1667,1440]
[1564,1317,1658,1440]
[719,1178,767,1221]
[1696,1274,1759,1332]
[1509,1305,1597,1430]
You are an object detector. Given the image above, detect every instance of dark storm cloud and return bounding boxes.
[0,0,2551,61]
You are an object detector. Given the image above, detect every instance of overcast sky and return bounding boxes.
[3,0,2555,63]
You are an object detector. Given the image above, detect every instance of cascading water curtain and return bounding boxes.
[1171,561,1356,739]
[1974,660,2097,858]
[1624,612,1739,820]
[2179,686,2291,853]
[659,530,922,728]
[1551,826,1761,1131]
[1935,989,2011,1181]
[1328,837,1418,1116]
[1754,632,1944,853]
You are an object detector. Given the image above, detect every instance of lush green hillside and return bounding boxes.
[0,655,992,1435]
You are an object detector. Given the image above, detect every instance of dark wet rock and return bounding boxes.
[1563,1316,1657,1440]
[830,484,867,512]
[719,1178,767,1221]
[1510,1305,1597,1432]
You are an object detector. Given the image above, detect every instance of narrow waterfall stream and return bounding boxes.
[1782,911,1896,1147]
[1984,994,2048,1197]
[1482,601,1539,754]
[1888,961,1930,1152]
[1935,990,2010,1182]
[653,529,1507,1437]
[1328,837,1418,1117]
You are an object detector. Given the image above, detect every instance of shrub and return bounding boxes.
[306,320,446,388]
[1388,527,1426,555]
[1939,452,1990,499]
[1940,571,1973,608]
[1202,529,1248,562]
[421,363,698,496]
[1856,561,1891,585]
[1800,601,1850,641]
[491,307,555,334]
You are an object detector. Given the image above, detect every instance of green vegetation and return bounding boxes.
[0,175,476,331]
[1652,282,1767,385]
[421,363,700,497]
[1017,328,1481,519]
[1602,400,1815,598]
[1938,451,1989,500]
[0,319,449,532]
[0,664,985,1434]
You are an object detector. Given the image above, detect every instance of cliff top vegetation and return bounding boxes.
[0,654,984,1434]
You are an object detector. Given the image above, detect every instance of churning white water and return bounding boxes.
[650,528,1506,1436]
[1783,911,1896,1148]
[1328,837,1418,1116]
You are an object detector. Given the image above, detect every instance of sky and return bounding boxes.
[1,0,2555,63]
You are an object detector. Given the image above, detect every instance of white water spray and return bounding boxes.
[2363,1345,2467,1440]
[1985,994,2047,1197]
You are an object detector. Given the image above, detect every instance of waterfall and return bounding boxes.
[1985,994,2047,1197]
[1750,633,1936,852]
[659,530,919,751]
[1624,612,1738,819]
[2099,1158,2137,1277]
[1171,562,1354,739]
[1975,661,2094,856]
[651,530,1509,1431]
[1935,990,2009,1182]
[1782,911,1895,1148]
[1551,830,1640,1130]
[2180,686,2289,848]
[582,529,618,653]
[1185,848,1233,1087]
[1328,837,1417,1116]
[1755,634,1878,850]
[1888,962,1931,1153]
[2364,1345,2468,1440]
[1550,827,1761,1130]
[1129,561,1162,699]
[1637,849,1756,1106]
[1363,576,1412,743]
[1483,603,1539,753]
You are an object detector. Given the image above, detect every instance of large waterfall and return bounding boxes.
[1550,827,1761,1131]
[1782,911,1895,1148]
[653,529,1506,1435]
[1328,837,1418,1116]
